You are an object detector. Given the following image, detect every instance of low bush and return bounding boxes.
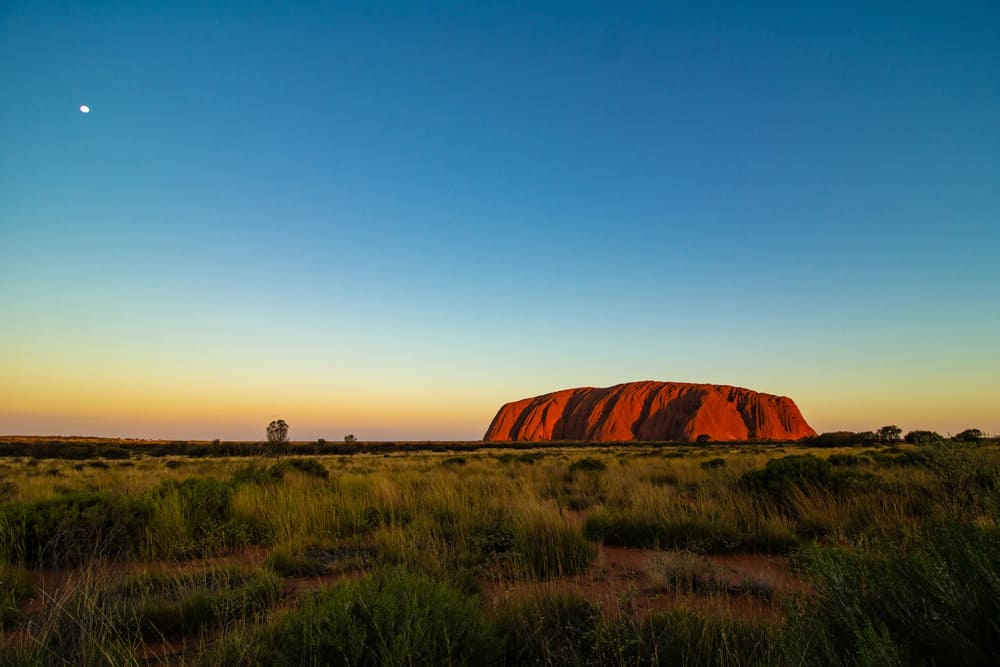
[0,563,35,628]
[264,568,498,666]
[569,457,607,473]
[131,569,281,639]
[740,455,866,506]
[904,430,944,445]
[640,609,778,666]
[783,522,1000,667]
[270,458,330,480]
[584,509,796,554]
[0,492,154,565]
[266,545,331,577]
[494,588,604,666]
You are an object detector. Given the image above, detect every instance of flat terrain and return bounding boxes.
[0,439,998,665]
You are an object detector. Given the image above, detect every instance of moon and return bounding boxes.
[80,105,90,113]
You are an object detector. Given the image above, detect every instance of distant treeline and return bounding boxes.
[0,431,992,460]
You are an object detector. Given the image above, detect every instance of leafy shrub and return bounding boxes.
[641,609,777,666]
[569,457,607,473]
[783,522,1000,667]
[809,431,879,447]
[954,429,986,442]
[700,457,726,469]
[904,430,944,445]
[0,563,35,628]
[740,455,865,506]
[0,492,154,565]
[266,545,331,577]
[127,569,281,639]
[151,477,261,557]
[270,458,329,480]
[827,454,865,467]
[231,464,282,486]
[584,510,796,554]
[264,568,498,666]
[512,510,595,578]
[494,588,603,666]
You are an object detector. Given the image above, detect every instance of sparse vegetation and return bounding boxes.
[0,439,996,664]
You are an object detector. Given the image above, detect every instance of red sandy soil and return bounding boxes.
[7,545,805,663]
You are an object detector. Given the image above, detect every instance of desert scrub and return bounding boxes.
[782,521,1000,667]
[639,609,778,667]
[584,506,796,554]
[269,458,330,481]
[261,567,498,666]
[511,506,595,578]
[147,477,260,558]
[0,562,36,628]
[123,568,281,640]
[0,491,154,566]
[494,587,605,666]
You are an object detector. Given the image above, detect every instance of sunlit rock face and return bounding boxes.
[483,381,816,442]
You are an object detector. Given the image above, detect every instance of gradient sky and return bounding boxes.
[2,1,998,440]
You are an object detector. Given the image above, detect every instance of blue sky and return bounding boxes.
[2,1,998,439]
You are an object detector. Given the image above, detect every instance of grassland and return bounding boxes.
[0,438,997,665]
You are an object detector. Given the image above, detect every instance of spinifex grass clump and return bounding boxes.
[122,568,281,640]
[0,491,154,566]
[149,477,261,558]
[583,508,797,554]
[739,454,867,504]
[783,521,1000,667]
[260,567,498,666]
[269,458,330,480]
[639,609,778,667]
[494,587,605,666]
[0,562,35,628]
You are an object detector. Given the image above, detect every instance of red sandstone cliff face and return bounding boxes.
[483,381,816,442]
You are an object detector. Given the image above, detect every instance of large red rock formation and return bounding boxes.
[483,381,816,442]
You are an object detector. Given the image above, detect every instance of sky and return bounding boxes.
[2,1,998,440]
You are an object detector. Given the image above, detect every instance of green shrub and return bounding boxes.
[231,464,282,486]
[264,568,498,666]
[641,609,777,666]
[827,453,865,467]
[266,545,331,577]
[270,458,330,480]
[700,457,726,469]
[0,492,154,565]
[132,569,281,639]
[162,477,232,529]
[569,457,607,473]
[0,563,35,628]
[584,509,797,554]
[740,455,866,507]
[494,588,603,666]
[904,430,944,445]
[783,522,1000,667]
[514,515,595,578]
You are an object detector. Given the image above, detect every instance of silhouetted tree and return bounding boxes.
[344,434,357,443]
[267,419,289,444]
[876,425,902,444]
[954,428,985,442]
[904,430,944,445]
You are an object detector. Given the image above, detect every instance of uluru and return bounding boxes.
[483,381,816,442]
